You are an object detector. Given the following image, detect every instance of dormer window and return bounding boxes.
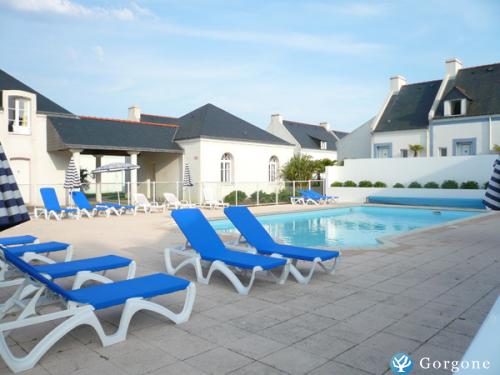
[320,141,327,150]
[8,96,31,134]
[444,99,466,117]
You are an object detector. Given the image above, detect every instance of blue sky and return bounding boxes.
[0,0,499,131]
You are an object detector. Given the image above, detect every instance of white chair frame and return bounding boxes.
[164,243,289,295]
[0,276,195,373]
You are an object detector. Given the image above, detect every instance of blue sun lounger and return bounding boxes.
[98,202,137,215]
[0,247,195,373]
[0,236,38,247]
[71,191,119,218]
[224,206,340,284]
[165,208,289,295]
[299,189,338,205]
[40,187,79,220]
[0,241,73,288]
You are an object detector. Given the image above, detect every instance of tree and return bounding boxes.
[281,155,315,183]
[80,168,91,191]
[408,144,424,157]
[312,159,337,180]
[493,144,500,153]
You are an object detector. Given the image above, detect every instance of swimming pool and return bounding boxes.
[210,206,483,249]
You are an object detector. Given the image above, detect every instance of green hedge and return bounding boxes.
[374,181,387,188]
[358,180,373,188]
[393,183,405,188]
[423,182,439,189]
[343,180,357,187]
[441,180,459,189]
[224,190,247,204]
[460,181,479,189]
[330,181,343,187]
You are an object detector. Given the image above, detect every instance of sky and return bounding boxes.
[0,0,499,132]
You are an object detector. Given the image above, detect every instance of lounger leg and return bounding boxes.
[0,306,99,373]
[164,248,201,277]
[204,262,261,295]
[72,261,137,290]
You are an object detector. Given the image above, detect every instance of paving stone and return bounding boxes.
[308,360,372,375]
[186,347,253,374]
[228,361,288,375]
[427,330,473,353]
[260,346,328,375]
[292,331,355,359]
[258,320,316,345]
[225,334,285,359]
[383,321,439,343]
[110,346,177,374]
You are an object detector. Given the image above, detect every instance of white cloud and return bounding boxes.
[93,45,105,61]
[0,0,145,20]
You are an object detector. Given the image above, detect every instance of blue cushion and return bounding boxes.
[7,241,70,256]
[66,273,190,310]
[0,235,38,246]
[224,206,339,262]
[34,255,132,279]
[172,208,286,270]
[203,250,286,270]
[262,244,339,262]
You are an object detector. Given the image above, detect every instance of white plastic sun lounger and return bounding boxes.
[0,248,195,373]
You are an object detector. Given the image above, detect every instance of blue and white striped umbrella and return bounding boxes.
[483,155,500,210]
[183,163,193,187]
[0,143,30,231]
[63,157,81,192]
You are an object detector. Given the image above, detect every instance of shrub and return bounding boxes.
[358,180,373,188]
[483,181,489,189]
[441,180,459,189]
[330,181,343,187]
[224,190,247,205]
[408,181,422,188]
[424,181,439,189]
[343,180,357,187]
[373,181,387,188]
[393,183,405,188]
[278,189,292,203]
[249,190,274,204]
[460,181,479,189]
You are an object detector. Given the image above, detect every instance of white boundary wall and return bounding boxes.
[325,187,486,203]
[327,155,497,187]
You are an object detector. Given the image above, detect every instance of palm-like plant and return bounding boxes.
[281,155,315,186]
[408,144,424,157]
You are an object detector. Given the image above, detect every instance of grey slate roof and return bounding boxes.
[174,103,291,145]
[282,120,339,151]
[47,116,182,153]
[0,69,72,115]
[435,63,500,118]
[332,130,349,139]
[140,114,179,125]
[374,80,441,132]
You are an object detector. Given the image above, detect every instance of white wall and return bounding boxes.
[301,148,337,161]
[337,118,373,161]
[431,116,500,156]
[372,129,428,158]
[326,154,497,187]
[326,187,486,203]
[0,90,69,205]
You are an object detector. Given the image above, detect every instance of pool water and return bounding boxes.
[210,206,483,248]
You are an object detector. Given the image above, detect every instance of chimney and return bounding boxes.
[320,121,330,131]
[390,75,407,93]
[271,113,283,124]
[445,58,463,77]
[128,105,141,122]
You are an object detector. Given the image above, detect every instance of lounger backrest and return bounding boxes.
[203,187,216,202]
[1,248,71,300]
[307,190,322,198]
[40,187,62,212]
[71,191,93,210]
[224,206,275,249]
[164,193,179,204]
[134,193,149,206]
[171,208,227,256]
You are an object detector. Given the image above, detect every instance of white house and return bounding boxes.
[267,114,347,161]
[0,69,295,205]
[371,59,500,158]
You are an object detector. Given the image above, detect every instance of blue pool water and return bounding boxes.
[211,206,483,248]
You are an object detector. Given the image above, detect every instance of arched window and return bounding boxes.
[220,153,233,183]
[268,156,279,182]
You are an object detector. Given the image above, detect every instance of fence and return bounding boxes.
[19,180,326,207]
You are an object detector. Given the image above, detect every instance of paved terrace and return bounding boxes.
[1,205,499,375]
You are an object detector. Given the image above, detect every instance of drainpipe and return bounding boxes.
[489,116,493,152]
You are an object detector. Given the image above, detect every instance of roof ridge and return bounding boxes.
[459,61,500,71]
[79,115,178,128]
[402,79,442,87]
[284,120,321,127]
[142,113,178,120]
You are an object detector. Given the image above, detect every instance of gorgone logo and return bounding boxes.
[390,352,414,374]
[419,357,491,373]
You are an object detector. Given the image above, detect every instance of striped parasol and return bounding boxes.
[0,143,30,231]
[183,163,193,187]
[63,157,81,192]
[483,155,500,210]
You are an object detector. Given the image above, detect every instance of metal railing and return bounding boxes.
[17,180,326,207]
